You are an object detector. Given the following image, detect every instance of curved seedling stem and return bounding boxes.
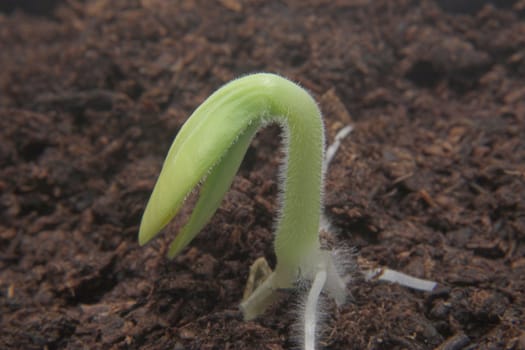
[139,73,325,273]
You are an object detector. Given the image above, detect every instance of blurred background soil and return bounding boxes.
[0,0,524,349]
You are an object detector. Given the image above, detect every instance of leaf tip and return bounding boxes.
[138,218,154,246]
[138,200,166,247]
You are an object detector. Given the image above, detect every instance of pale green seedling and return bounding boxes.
[138,73,440,350]
[139,73,347,349]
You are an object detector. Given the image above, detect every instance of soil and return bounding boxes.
[1,0,524,349]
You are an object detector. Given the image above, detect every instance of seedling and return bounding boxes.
[138,73,436,349]
[139,73,347,349]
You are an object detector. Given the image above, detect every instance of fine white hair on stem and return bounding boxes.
[273,117,292,239]
[303,270,327,350]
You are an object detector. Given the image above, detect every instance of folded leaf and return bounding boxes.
[167,123,260,258]
[138,81,266,246]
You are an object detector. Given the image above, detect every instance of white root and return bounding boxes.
[304,270,327,350]
[364,267,437,292]
[324,125,353,170]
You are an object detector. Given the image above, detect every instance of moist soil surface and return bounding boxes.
[1,1,525,349]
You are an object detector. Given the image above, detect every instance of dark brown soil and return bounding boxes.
[1,1,524,349]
